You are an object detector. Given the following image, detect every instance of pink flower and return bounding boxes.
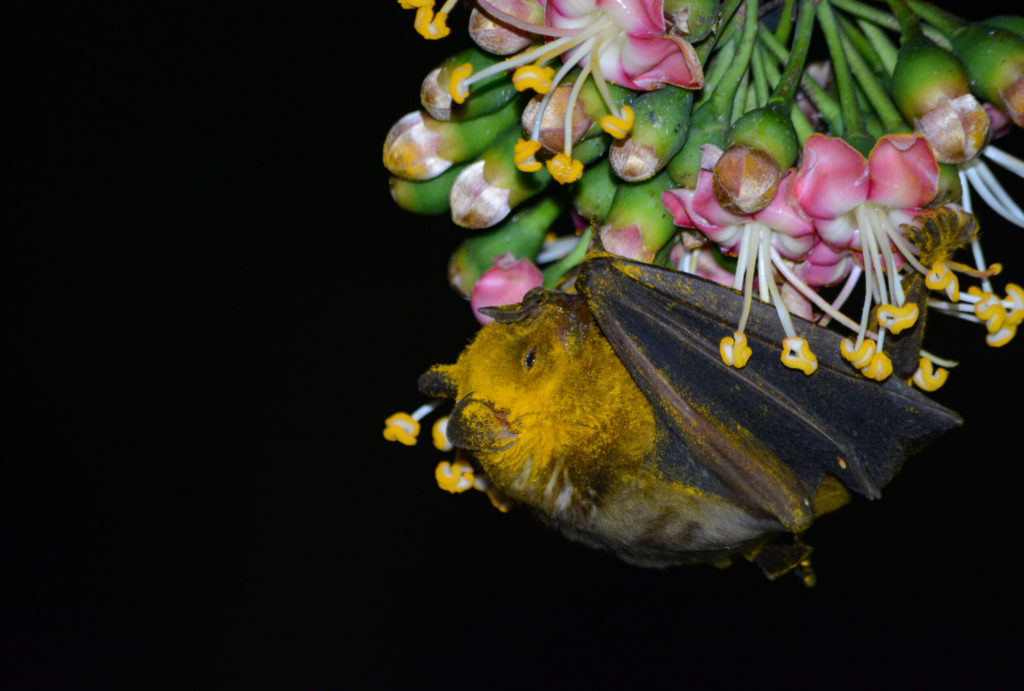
[469,253,544,324]
[542,0,703,90]
[661,145,815,260]
[792,133,938,241]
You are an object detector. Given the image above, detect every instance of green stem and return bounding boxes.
[904,0,964,38]
[751,43,770,107]
[700,36,738,104]
[758,22,844,130]
[697,0,746,62]
[774,0,796,44]
[759,47,815,141]
[709,0,760,118]
[829,0,950,47]
[769,0,816,104]
[839,13,887,77]
[757,23,788,63]
[542,227,591,289]
[733,70,752,122]
[839,23,908,132]
[856,18,898,74]
[883,0,921,38]
[817,0,864,137]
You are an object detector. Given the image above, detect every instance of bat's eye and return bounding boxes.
[523,347,536,371]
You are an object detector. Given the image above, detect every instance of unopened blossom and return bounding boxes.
[469,253,544,323]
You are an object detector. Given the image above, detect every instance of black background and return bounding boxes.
[7,2,1024,688]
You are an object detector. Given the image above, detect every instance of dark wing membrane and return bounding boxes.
[576,255,961,526]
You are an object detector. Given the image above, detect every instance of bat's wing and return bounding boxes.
[576,254,961,531]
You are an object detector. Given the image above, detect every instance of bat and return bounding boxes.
[418,252,961,581]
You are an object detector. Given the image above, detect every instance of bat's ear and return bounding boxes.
[418,365,458,398]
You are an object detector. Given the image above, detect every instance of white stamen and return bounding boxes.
[536,236,580,263]
[984,145,1024,178]
[411,401,440,421]
[770,247,864,333]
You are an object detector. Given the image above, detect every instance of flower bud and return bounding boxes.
[712,145,781,215]
[521,86,593,152]
[664,0,720,43]
[468,0,544,55]
[470,253,544,324]
[951,24,1024,127]
[447,197,561,296]
[600,171,677,261]
[891,34,989,163]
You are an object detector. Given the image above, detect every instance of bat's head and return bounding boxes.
[418,288,655,499]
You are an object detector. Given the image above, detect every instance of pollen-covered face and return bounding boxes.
[419,289,656,491]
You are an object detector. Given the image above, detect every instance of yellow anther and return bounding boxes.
[514,138,544,173]
[398,0,433,8]
[1004,284,1024,326]
[926,261,960,302]
[876,303,919,334]
[780,337,818,375]
[449,62,473,104]
[546,152,584,184]
[432,416,452,452]
[383,412,420,446]
[986,323,1017,347]
[860,352,893,381]
[600,105,635,139]
[912,357,948,391]
[512,64,556,94]
[840,338,875,369]
[719,331,752,368]
[970,288,1007,334]
[435,459,476,493]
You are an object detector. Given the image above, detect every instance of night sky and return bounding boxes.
[7,2,1023,688]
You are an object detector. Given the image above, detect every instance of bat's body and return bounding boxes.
[420,254,961,575]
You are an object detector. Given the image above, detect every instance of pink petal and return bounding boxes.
[600,223,655,262]
[866,133,938,209]
[792,134,868,219]
[605,34,703,90]
[546,0,664,37]
[795,240,854,287]
[687,168,747,231]
[692,247,737,287]
[661,188,696,228]
[545,0,598,31]
[596,0,664,37]
[754,170,815,241]
[814,214,859,250]
[470,254,544,324]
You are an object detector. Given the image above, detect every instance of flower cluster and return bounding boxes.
[384,0,1024,443]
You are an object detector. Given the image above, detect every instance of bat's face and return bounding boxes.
[421,290,656,502]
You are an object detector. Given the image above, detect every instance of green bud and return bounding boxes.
[450,124,551,229]
[664,0,721,43]
[610,86,694,182]
[432,98,524,163]
[891,34,971,121]
[572,158,618,224]
[666,104,729,189]
[726,102,799,171]
[601,170,678,262]
[933,163,963,206]
[423,47,520,121]
[389,163,468,216]
[950,24,1024,126]
[448,196,563,296]
[980,16,1024,39]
